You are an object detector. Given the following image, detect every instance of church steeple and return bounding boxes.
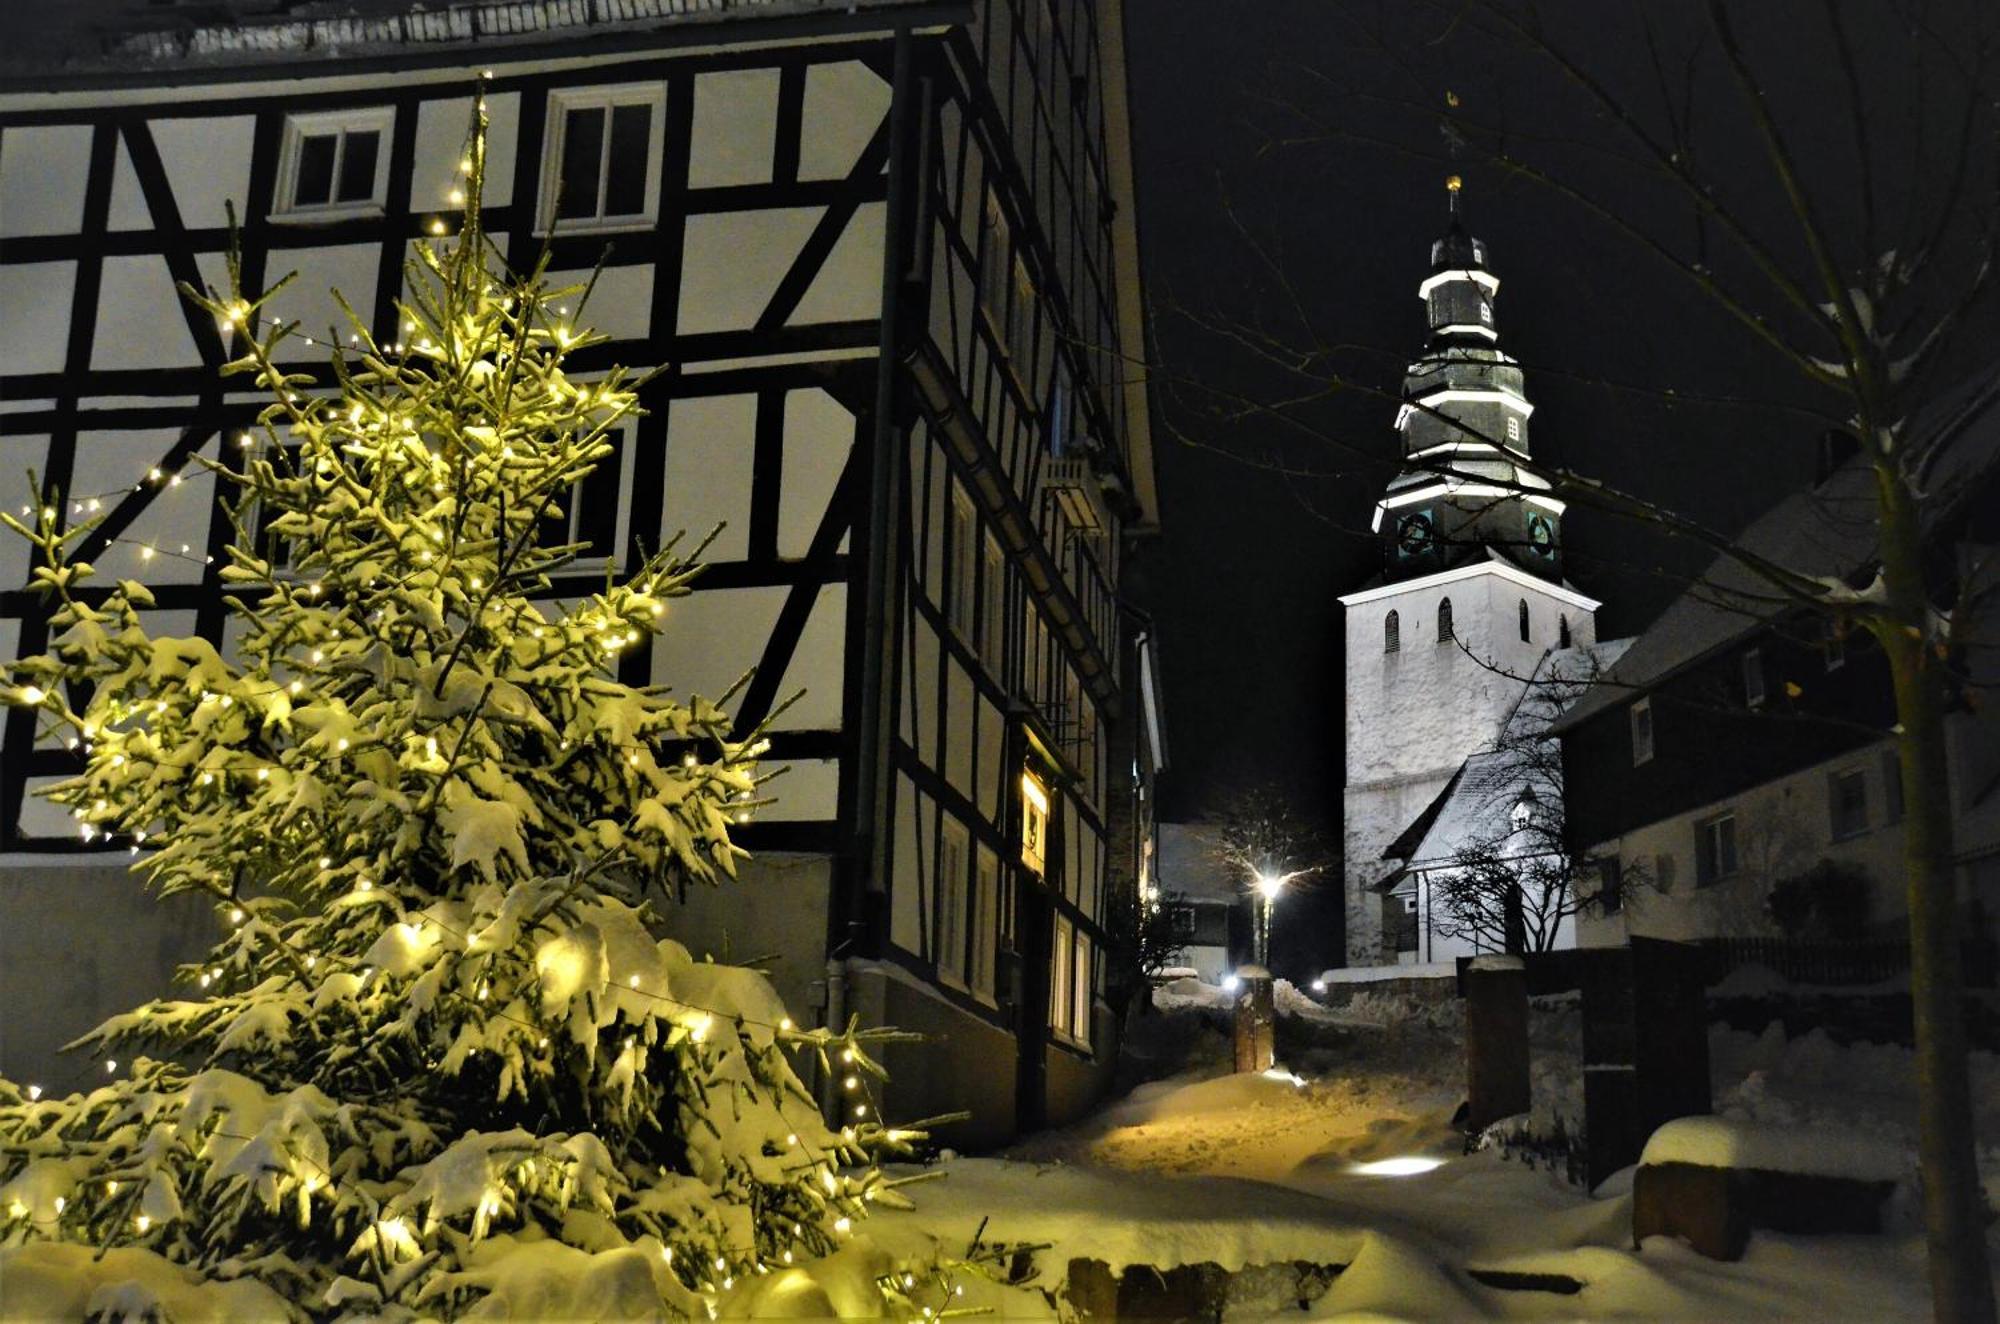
[1373,176,1563,583]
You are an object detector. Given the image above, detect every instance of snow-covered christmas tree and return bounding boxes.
[0,96,953,1319]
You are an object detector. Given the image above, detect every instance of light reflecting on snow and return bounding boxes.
[1260,1067,1307,1087]
[1347,1155,1446,1177]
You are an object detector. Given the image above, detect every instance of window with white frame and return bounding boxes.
[1630,698,1655,766]
[540,84,665,231]
[275,109,392,219]
[1695,811,1739,885]
[1049,914,1073,1038]
[948,484,977,643]
[937,819,969,987]
[981,533,1007,678]
[1743,647,1766,708]
[971,847,999,1002]
[1069,929,1092,1045]
[537,420,630,560]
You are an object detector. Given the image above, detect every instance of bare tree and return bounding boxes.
[1159,2,1999,1313]
[1200,781,1339,965]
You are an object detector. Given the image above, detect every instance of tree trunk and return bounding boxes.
[1880,481,1997,1324]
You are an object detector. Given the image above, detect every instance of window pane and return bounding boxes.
[558,106,606,220]
[294,133,337,207]
[604,102,652,216]
[336,129,379,203]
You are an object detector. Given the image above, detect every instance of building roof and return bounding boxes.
[1554,370,2000,735]
[0,0,934,84]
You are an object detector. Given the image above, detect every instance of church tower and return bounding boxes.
[1338,179,1602,966]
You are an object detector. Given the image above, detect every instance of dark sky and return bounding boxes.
[1120,0,1988,832]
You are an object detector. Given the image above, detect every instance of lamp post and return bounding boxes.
[1253,869,1285,966]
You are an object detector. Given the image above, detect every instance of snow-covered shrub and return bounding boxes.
[0,100,932,1318]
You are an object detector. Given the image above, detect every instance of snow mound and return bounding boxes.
[0,1243,290,1323]
[1641,1116,1905,1182]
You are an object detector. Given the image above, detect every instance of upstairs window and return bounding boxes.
[1630,698,1655,765]
[937,820,969,987]
[1830,768,1869,840]
[1020,769,1049,876]
[1743,647,1766,708]
[981,533,1007,679]
[1384,609,1401,654]
[541,84,664,231]
[1518,598,1531,642]
[948,485,977,643]
[1558,614,1572,648]
[276,109,391,219]
[1696,811,1739,885]
[1436,597,1454,645]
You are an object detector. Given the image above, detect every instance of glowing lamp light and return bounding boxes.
[1254,871,1285,902]
[1349,1156,1446,1177]
[1221,974,1240,993]
[1312,978,1328,993]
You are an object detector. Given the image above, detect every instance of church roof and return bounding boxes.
[1553,368,2000,735]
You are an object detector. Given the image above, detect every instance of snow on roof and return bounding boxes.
[0,0,924,80]
[1556,370,2000,735]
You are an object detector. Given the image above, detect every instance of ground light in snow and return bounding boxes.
[1260,1067,1307,1087]
[1347,1156,1447,1177]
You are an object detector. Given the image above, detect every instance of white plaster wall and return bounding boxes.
[0,124,93,237]
[778,388,852,558]
[546,264,654,343]
[677,208,821,336]
[68,432,219,585]
[660,851,833,1036]
[799,61,890,181]
[649,584,782,716]
[1576,739,1909,946]
[689,69,778,189]
[791,200,883,326]
[770,583,846,731]
[762,757,839,822]
[0,262,74,376]
[267,243,379,346]
[660,393,754,561]
[413,93,520,209]
[1342,564,1597,963]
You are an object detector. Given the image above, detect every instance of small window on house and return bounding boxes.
[1384,610,1401,654]
[1743,647,1766,708]
[275,109,391,219]
[1830,768,1869,840]
[937,820,970,987]
[971,847,999,1002]
[1630,698,1655,766]
[981,534,1007,679]
[948,485,977,643]
[1506,415,1521,442]
[1070,929,1093,1045]
[1558,614,1572,649]
[1655,852,1677,893]
[1478,298,1494,325]
[979,190,1012,321]
[1437,597,1454,645]
[536,421,628,558]
[1883,749,1905,823]
[1048,368,1072,457]
[1049,914,1073,1037]
[1020,770,1049,876]
[1518,598,1531,642]
[540,84,664,231]
[1596,856,1624,913]
[1695,812,1739,885]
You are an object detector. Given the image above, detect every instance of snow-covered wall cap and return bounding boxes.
[1466,954,1525,973]
[1640,1116,1905,1183]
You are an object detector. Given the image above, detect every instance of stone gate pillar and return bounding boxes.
[1464,955,1530,1133]
[1233,965,1275,1073]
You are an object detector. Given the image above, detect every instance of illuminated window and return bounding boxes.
[275,109,390,220]
[1020,770,1049,876]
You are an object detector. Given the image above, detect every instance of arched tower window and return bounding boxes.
[1384,610,1401,654]
[1559,614,1572,648]
[1518,599,1531,642]
[1436,597,1454,645]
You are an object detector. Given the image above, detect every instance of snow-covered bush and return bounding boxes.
[0,99,936,1319]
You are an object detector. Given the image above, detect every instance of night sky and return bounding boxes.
[1119,1,1965,837]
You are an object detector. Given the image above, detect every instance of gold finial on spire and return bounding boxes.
[1446,174,1462,193]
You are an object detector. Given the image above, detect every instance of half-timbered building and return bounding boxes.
[0,0,1163,1144]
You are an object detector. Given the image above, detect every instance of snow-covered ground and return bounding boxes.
[871,976,2000,1320]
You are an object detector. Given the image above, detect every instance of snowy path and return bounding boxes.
[870,992,1987,1319]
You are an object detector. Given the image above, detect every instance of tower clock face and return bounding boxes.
[1397,512,1434,556]
[1526,512,1555,556]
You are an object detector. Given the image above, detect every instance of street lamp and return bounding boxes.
[1253,870,1285,966]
